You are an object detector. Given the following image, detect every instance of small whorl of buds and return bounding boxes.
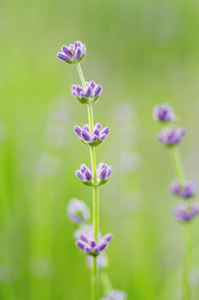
[74,123,110,147]
[102,290,127,300]
[57,41,86,64]
[75,164,93,186]
[75,163,112,186]
[75,232,113,256]
[158,126,186,146]
[153,103,175,122]
[170,179,197,199]
[173,203,199,222]
[97,163,113,186]
[67,198,90,224]
[71,81,102,104]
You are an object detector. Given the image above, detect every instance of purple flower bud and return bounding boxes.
[94,123,102,130]
[99,134,107,141]
[158,126,186,145]
[90,81,96,89]
[76,240,86,250]
[62,46,73,57]
[89,240,97,248]
[90,134,98,142]
[57,41,86,64]
[83,124,90,132]
[81,129,91,141]
[75,170,84,181]
[57,52,71,62]
[169,179,180,195]
[100,127,110,136]
[98,168,107,180]
[74,125,82,138]
[67,198,90,224]
[84,169,93,181]
[181,181,197,199]
[79,233,89,243]
[102,233,113,243]
[84,87,92,98]
[153,103,175,122]
[80,164,87,173]
[99,241,108,251]
[84,246,92,254]
[93,128,100,137]
[173,203,199,222]
[93,85,102,97]
[107,167,112,178]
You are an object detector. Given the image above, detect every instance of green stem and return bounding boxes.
[100,271,113,295]
[76,62,99,300]
[170,146,192,300]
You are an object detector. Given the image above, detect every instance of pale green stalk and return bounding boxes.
[100,271,113,295]
[76,62,99,300]
[170,146,192,300]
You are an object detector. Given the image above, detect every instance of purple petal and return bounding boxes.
[81,129,90,141]
[89,239,97,248]
[84,87,92,98]
[102,233,113,243]
[74,47,82,59]
[93,85,102,97]
[74,125,82,138]
[90,134,98,142]
[62,46,73,57]
[98,168,107,180]
[80,164,87,173]
[75,170,84,181]
[94,123,102,130]
[100,127,110,136]
[98,241,108,251]
[84,246,92,254]
[76,240,86,250]
[93,128,100,137]
[57,52,71,62]
[107,166,112,178]
[79,233,89,243]
[83,124,90,132]
[99,134,107,141]
[90,81,96,89]
[93,246,100,254]
[84,170,93,181]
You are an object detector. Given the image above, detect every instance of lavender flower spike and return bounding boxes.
[169,178,197,199]
[75,164,93,186]
[158,126,186,146]
[97,163,113,186]
[75,232,113,256]
[74,123,110,147]
[173,203,199,222]
[102,290,127,300]
[71,81,102,104]
[57,41,86,64]
[153,103,175,122]
[67,198,90,224]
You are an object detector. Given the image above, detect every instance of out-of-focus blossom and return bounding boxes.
[72,81,102,104]
[153,103,175,122]
[169,179,197,199]
[57,41,86,64]
[102,290,127,300]
[67,198,90,224]
[158,126,185,145]
[74,123,110,147]
[86,252,108,270]
[173,203,199,221]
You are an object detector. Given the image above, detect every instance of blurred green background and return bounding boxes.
[1,0,199,299]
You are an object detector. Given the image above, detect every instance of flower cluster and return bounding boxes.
[57,41,86,64]
[75,163,112,186]
[67,198,90,224]
[153,103,199,222]
[158,126,186,146]
[74,123,110,147]
[170,179,197,199]
[72,81,102,104]
[102,290,127,300]
[76,232,113,256]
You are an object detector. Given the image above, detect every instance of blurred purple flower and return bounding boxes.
[57,41,86,64]
[72,81,102,104]
[173,203,199,222]
[67,198,90,224]
[102,290,127,300]
[169,179,197,199]
[158,126,185,145]
[153,103,175,122]
[74,123,110,146]
[75,232,113,256]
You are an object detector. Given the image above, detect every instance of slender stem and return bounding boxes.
[100,271,113,295]
[170,145,192,300]
[76,62,99,300]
